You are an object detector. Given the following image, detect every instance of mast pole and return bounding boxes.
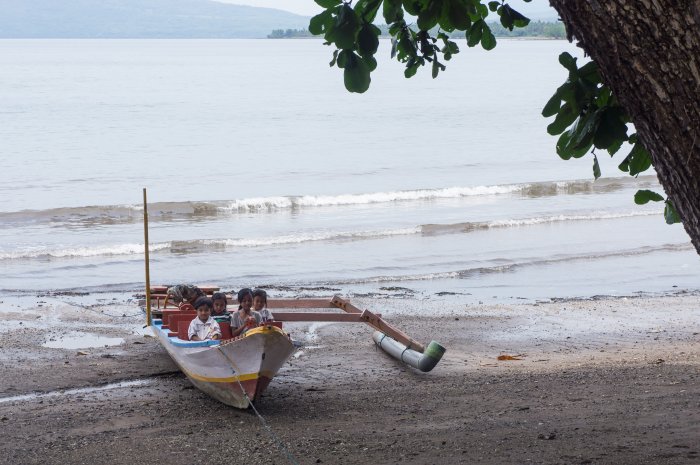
[143,188,152,326]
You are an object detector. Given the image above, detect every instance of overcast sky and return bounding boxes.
[214,0,558,19]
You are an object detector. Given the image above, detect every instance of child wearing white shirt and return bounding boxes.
[253,288,274,322]
[188,297,221,341]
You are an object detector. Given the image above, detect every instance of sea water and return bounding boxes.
[0,39,698,303]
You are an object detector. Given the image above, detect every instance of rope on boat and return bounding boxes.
[217,347,300,465]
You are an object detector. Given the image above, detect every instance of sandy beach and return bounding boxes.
[0,292,699,464]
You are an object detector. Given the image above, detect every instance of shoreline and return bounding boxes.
[0,294,698,464]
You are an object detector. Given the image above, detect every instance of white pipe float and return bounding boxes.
[372,331,446,372]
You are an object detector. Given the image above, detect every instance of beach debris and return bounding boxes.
[497,354,525,361]
[537,433,557,440]
[76,351,89,356]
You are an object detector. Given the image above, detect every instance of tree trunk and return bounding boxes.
[549,0,700,254]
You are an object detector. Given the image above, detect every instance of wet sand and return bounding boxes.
[0,293,699,464]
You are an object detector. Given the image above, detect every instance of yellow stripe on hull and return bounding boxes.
[183,369,276,384]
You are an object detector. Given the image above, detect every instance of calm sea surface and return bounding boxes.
[0,39,697,302]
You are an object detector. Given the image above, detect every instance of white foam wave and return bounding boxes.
[421,209,661,234]
[199,228,420,248]
[0,243,170,260]
[221,185,527,212]
[488,210,660,228]
[0,229,419,260]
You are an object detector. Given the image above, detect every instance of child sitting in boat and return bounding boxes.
[188,297,222,341]
[230,288,262,337]
[253,288,274,322]
[211,292,229,317]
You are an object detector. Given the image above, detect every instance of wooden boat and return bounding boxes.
[141,189,445,409]
[148,290,445,408]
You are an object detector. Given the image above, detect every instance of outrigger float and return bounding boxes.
[142,189,446,409]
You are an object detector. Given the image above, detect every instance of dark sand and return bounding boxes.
[0,294,698,464]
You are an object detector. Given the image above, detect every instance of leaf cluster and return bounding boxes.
[542,53,679,223]
[309,0,532,91]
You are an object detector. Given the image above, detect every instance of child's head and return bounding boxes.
[194,296,213,321]
[211,292,227,315]
[252,289,267,311]
[237,288,253,311]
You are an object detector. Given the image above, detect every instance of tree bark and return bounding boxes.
[549,0,700,254]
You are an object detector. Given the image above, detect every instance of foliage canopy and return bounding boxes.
[308,0,679,223]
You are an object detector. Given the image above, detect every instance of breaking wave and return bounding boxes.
[329,243,694,285]
[0,207,665,261]
[0,228,419,260]
[0,176,658,226]
[420,210,661,234]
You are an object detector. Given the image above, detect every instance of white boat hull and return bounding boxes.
[153,322,295,408]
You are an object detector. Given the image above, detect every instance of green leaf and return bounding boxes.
[445,0,471,30]
[618,154,631,172]
[336,49,350,68]
[628,142,652,176]
[467,20,484,47]
[405,61,419,78]
[383,0,404,23]
[344,52,371,93]
[334,4,360,50]
[416,0,442,31]
[329,49,339,67]
[417,0,442,31]
[315,0,340,7]
[664,200,681,224]
[309,10,332,35]
[542,92,561,117]
[558,52,578,73]
[593,106,628,150]
[362,54,378,72]
[634,189,664,205]
[570,110,600,151]
[403,0,422,16]
[480,26,496,50]
[357,23,380,57]
[606,137,623,156]
[578,61,600,84]
[355,0,382,22]
[556,129,590,160]
[547,102,578,136]
[488,1,500,12]
[499,4,529,30]
[498,5,513,30]
[592,154,601,180]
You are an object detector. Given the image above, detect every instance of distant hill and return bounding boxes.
[0,0,310,38]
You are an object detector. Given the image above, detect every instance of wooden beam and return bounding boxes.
[331,296,426,352]
[267,299,335,309]
[360,308,425,353]
[271,312,366,322]
[330,295,363,314]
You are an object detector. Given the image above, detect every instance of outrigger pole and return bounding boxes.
[143,188,152,327]
[269,296,446,372]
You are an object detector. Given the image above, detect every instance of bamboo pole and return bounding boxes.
[143,188,152,326]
